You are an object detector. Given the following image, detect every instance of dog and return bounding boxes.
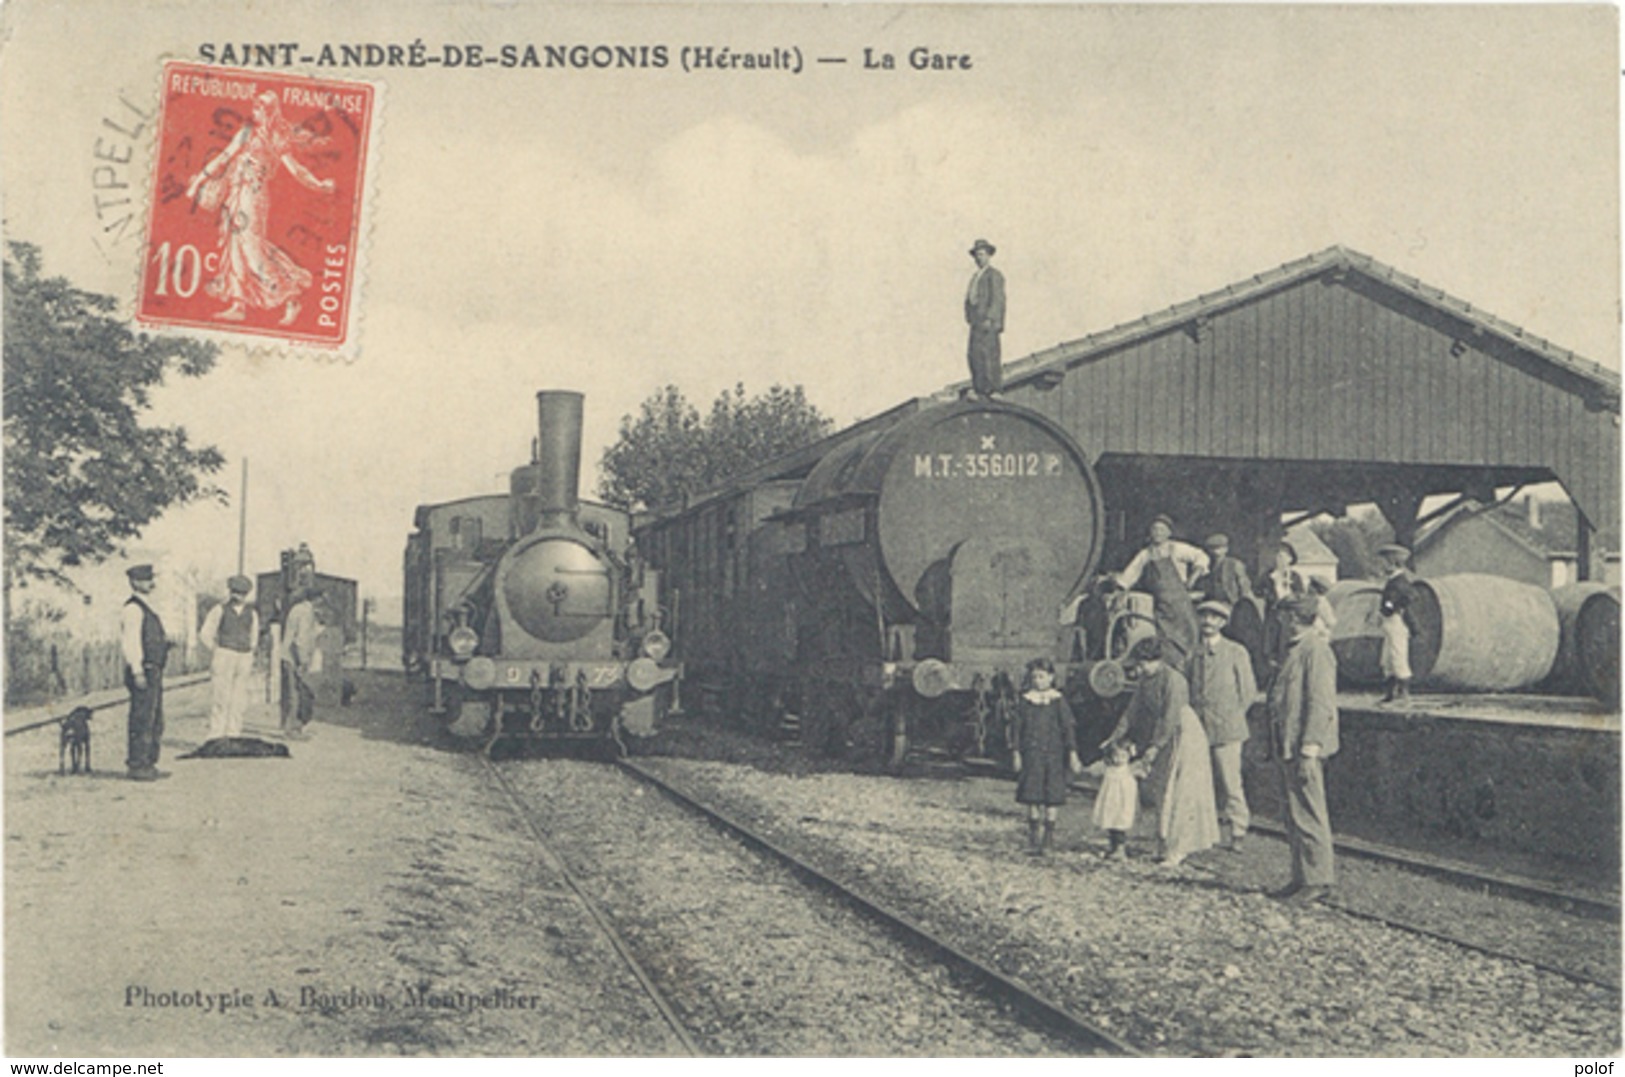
[58,706,93,775]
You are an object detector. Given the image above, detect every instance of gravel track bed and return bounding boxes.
[632,752,1621,1056]
[497,758,1108,1055]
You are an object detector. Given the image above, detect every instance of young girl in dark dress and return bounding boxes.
[1011,657,1082,856]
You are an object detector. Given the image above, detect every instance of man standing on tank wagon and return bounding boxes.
[121,564,169,781]
[1266,596,1340,904]
[964,238,1006,398]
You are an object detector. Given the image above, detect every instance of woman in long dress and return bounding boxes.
[1104,637,1220,866]
[186,91,335,324]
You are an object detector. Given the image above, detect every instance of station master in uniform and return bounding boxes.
[121,564,169,781]
[964,238,1006,397]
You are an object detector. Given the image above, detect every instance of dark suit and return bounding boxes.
[124,596,169,772]
[1197,556,1252,607]
[965,264,1006,395]
[1267,630,1340,887]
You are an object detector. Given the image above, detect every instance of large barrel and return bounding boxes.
[1545,584,1621,707]
[1410,574,1560,691]
[1326,580,1386,686]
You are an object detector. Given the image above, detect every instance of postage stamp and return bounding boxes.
[135,61,376,351]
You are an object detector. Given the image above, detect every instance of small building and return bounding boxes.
[1284,523,1339,587]
[1413,496,1613,589]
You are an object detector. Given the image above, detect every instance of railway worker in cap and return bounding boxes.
[199,575,260,741]
[120,564,169,781]
[280,586,319,740]
[1376,543,1419,705]
[1187,600,1258,851]
[964,239,1006,398]
[1195,533,1252,608]
[1266,595,1340,904]
[1103,637,1218,867]
[1112,514,1207,669]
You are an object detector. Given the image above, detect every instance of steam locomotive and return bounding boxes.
[402,391,680,751]
[634,396,1111,768]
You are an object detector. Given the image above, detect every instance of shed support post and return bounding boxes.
[1376,485,1427,550]
[1578,512,1594,582]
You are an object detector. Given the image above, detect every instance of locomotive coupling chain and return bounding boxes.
[529,669,547,733]
[571,669,593,732]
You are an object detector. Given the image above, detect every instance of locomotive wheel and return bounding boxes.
[881,691,911,774]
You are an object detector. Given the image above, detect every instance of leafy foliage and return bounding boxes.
[598,383,833,510]
[3,242,225,591]
[1310,511,1393,580]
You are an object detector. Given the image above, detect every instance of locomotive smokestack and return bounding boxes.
[535,390,583,526]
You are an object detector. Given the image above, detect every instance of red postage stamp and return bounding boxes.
[136,61,376,350]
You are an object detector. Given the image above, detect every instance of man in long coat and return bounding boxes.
[964,238,1006,397]
[1267,596,1341,903]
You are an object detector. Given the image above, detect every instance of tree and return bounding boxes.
[598,383,833,510]
[3,241,226,592]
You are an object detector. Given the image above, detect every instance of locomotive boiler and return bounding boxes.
[636,397,1107,768]
[402,391,679,751]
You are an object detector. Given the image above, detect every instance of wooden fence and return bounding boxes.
[5,636,211,709]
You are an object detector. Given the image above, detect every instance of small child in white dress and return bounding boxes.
[1092,742,1138,860]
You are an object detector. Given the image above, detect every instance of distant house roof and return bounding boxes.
[1285,524,1338,565]
[1414,500,1572,563]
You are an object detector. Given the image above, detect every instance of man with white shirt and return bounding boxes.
[964,238,1006,397]
[199,575,260,740]
[120,564,169,781]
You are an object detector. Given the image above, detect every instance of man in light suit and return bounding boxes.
[1188,600,1259,851]
[1266,596,1340,904]
[964,238,1006,397]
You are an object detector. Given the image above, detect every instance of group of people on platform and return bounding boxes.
[119,558,328,782]
[1009,512,1422,907]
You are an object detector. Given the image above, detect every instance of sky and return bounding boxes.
[1,1,1618,620]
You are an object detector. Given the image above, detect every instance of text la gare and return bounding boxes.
[864,47,972,71]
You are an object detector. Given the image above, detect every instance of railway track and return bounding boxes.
[482,750,1135,1054]
[628,748,1620,1006]
[613,756,1138,1055]
[478,756,701,1055]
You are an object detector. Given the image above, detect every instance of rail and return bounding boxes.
[4,672,212,737]
[618,757,1139,1055]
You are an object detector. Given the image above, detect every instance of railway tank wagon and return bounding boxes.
[403,391,680,751]
[639,397,1107,767]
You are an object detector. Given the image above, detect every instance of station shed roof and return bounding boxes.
[995,246,1620,542]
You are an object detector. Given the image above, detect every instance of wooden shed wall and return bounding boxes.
[1007,275,1619,535]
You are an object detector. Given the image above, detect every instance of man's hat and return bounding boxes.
[126,564,154,582]
[1196,599,1232,620]
[1150,513,1174,530]
[227,575,252,595]
[1204,533,1229,549]
[968,238,996,256]
[1376,543,1411,560]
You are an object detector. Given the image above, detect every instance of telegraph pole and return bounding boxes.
[236,458,248,576]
